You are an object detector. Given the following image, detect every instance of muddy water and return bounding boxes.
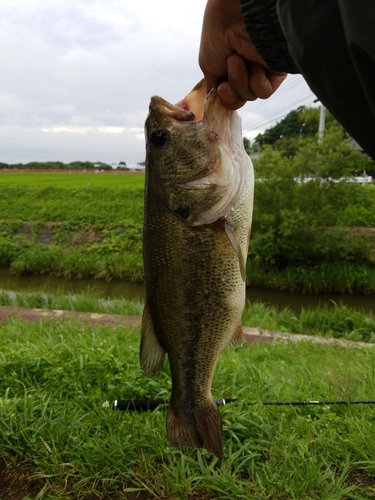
[0,268,374,313]
[0,268,146,302]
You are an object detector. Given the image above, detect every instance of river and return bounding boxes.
[0,268,374,314]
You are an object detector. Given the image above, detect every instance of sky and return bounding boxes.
[0,0,317,167]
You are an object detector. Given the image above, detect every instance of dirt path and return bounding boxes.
[0,306,372,349]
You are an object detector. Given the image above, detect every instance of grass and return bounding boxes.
[0,171,145,188]
[0,243,144,282]
[243,301,375,343]
[0,319,375,499]
[0,172,375,293]
[0,185,144,223]
[0,288,374,343]
[0,289,144,316]
[247,262,375,295]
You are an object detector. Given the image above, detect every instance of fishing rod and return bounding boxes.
[112,398,375,412]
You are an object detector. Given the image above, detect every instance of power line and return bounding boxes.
[240,76,307,118]
[242,93,315,129]
[241,93,316,136]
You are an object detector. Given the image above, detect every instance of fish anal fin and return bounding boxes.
[224,220,247,282]
[140,302,166,377]
[167,399,224,458]
[229,320,244,347]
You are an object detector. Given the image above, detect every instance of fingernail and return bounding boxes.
[218,85,235,104]
[228,58,241,80]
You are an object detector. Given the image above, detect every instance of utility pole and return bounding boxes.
[318,104,326,143]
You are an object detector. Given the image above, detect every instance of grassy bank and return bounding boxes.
[0,289,144,317]
[1,289,374,343]
[1,318,375,499]
[0,172,375,293]
[0,182,145,282]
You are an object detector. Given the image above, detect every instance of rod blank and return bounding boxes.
[112,398,375,412]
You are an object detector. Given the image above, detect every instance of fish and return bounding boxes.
[140,80,254,458]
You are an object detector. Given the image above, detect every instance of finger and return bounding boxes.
[267,70,288,94]
[217,81,247,110]
[227,55,258,102]
[247,62,287,99]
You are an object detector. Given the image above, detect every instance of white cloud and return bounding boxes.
[0,0,313,164]
[51,104,76,115]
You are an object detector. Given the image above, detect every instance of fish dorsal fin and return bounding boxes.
[140,302,166,377]
[224,220,247,282]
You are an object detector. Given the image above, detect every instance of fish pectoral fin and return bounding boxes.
[229,320,244,347]
[224,220,247,282]
[140,302,166,377]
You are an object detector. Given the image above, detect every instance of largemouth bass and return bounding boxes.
[140,80,254,458]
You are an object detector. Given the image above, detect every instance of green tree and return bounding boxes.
[250,122,375,271]
[253,106,335,149]
[243,137,251,155]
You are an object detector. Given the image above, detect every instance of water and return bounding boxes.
[0,268,145,302]
[0,268,374,314]
[245,287,375,313]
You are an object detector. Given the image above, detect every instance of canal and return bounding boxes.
[0,268,374,314]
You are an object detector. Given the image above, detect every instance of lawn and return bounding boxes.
[1,318,375,499]
[0,171,145,188]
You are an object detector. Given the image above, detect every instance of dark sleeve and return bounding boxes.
[277,0,375,160]
[241,0,375,160]
[240,0,298,74]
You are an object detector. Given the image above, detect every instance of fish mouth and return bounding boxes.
[174,79,207,121]
[150,79,231,137]
[176,81,236,150]
[149,96,196,123]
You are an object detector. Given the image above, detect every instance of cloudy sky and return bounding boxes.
[1,0,316,166]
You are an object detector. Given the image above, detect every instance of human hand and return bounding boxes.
[199,0,287,110]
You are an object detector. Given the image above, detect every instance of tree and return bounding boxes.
[253,106,335,149]
[249,122,375,271]
[243,137,251,155]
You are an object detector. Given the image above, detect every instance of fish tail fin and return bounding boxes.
[166,399,224,458]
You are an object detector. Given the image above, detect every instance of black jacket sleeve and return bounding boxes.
[240,0,375,160]
[240,0,298,74]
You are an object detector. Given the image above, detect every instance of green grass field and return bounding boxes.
[0,171,145,188]
[1,170,375,292]
[1,318,375,499]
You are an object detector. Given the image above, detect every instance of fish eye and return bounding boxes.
[150,129,168,148]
